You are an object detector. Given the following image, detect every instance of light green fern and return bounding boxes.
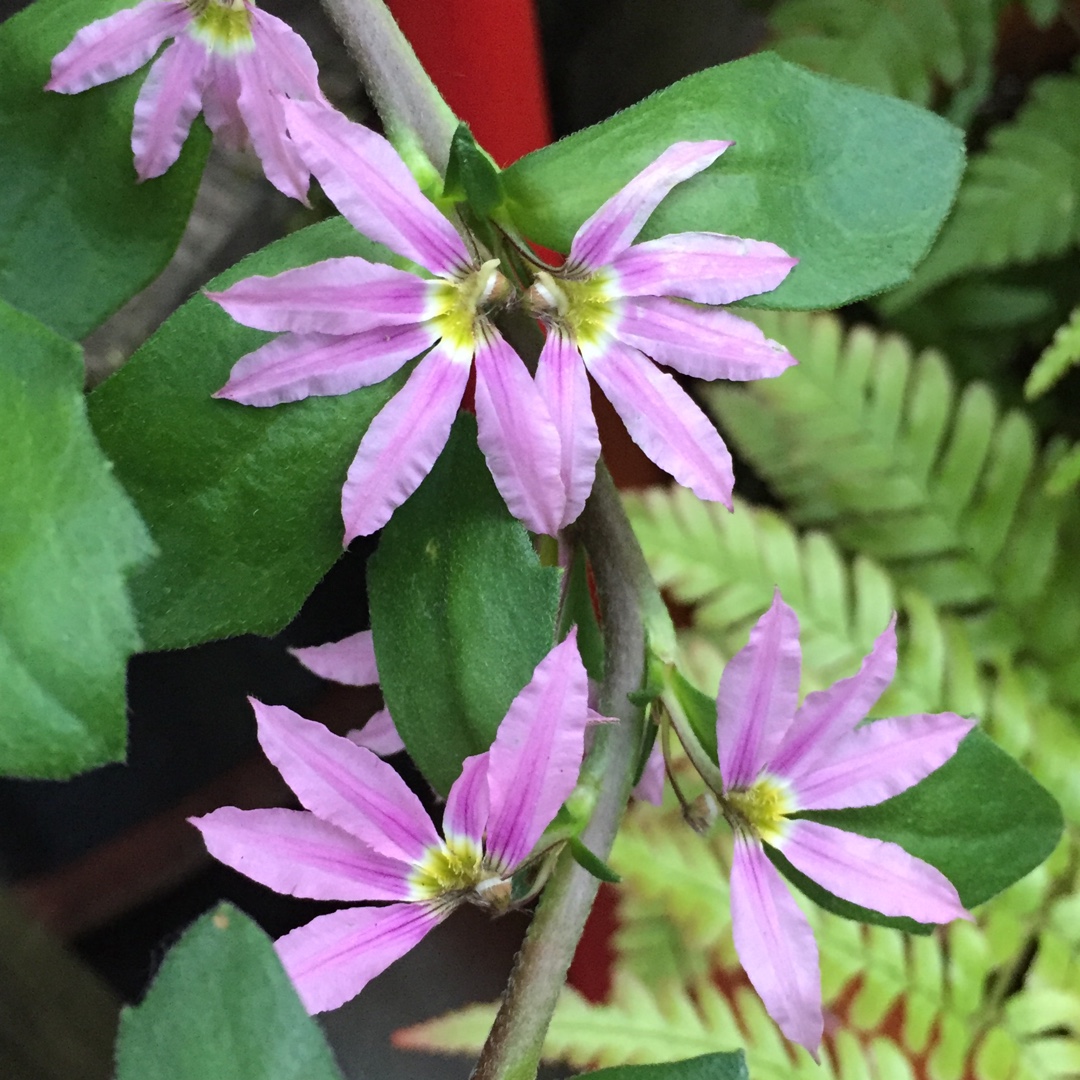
[1026,305,1080,400]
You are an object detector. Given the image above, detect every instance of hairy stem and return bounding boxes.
[470,468,652,1080]
[317,0,458,171]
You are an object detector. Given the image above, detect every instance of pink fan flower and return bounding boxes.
[715,592,974,1052]
[528,142,798,527]
[210,100,563,540]
[46,0,326,200]
[192,632,589,1013]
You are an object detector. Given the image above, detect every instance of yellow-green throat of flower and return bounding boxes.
[410,836,515,914]
[726,775,794,846]
[186,0,254,53]
[431,259,506,354]
[528,270,617,348]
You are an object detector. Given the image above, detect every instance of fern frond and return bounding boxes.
[1025,304,1080,399]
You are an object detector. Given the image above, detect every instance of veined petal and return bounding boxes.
[611,232,797,305]
[584,336,734,507]
[444,753,491,850]
[253,699,440,863]
[209,257,437,335]
[249,9,324,100]
[192,806,415,901]
[568,141,732,270]
[784,712,975,811]
[341,342,471,542]
[47,0,190,94]
[485,633,590,874]
[632,741,666,806]
[535,329,601,529]
[215,324,435,406]
[474,329,565,537]
[781,820,971,925]
[277,901,448,1014]
[717,592,802,790]
[132,35,208,180]
[770,619,897,780]
[615,297,796,381]
[200,50,245,151]
[290,631,378,686]
[347,710,405,757]
[730,836,822,1054]
[284,99,470,276]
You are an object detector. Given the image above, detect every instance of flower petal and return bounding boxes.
[730,836,822,1054]
[535,329,601,529]
[770,619,897,780]
[781,820,971,925]
[611,232,797,305]
[347,710,404,756]
[200,50,245,150]
[784,712,975,811]
[249,9,324,100]
[717,591,801,789]
[215,324,436,407]
[584,336,734,507]
[253,699,440,863]
[47,0,190,94]
[131,34,208,180]
[632,741,666,806]
[209,257,438,336]
[614,297,796,381]
[277,901,447,1014]
[569,141,732,270]
[283,99,470,276]
[444,753,491,850]
[341,342,471,541]
[290,631,378,686]
[191,806,415,901]
[473,329,565,536]
[484,632,590,874]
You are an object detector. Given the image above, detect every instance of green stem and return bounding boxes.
[469,467,651,1080]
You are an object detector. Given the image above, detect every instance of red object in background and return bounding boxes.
[384,0,553,166]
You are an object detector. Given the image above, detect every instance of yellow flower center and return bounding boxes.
[726,775,794,846]
[529,270,617,348]
[186,0,254,53]
[430,259,505,355]
[410,836,485,899]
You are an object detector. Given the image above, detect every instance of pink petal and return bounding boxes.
[614,297,796,381]
[781,820,971,925]
[290,631,378,686]
[277,901,447,1014]
[214,324,436,407]
[191,806,415,901]
[444,753,491,850]
[341,342,471,542]
[131,35,208,180]
[632,741,666,805]
[47,0,190,94]
[717,592,802,790]
[249,9,325,101]
[484,632,590,874]
[473,329,565,537]
[568,141,732,270]
[252,699,440,863]
[535,330,601,529]
[583,336,734,506]
[783,712,975,812]
[283,99,470,276]
[347,710,405,756]
[199,51,245,151]
[730,836,822,1053]
[610,232,797,305]
[770,619,897,781]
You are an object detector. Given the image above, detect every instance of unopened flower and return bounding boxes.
[211,101,563,540]
[192,632,589,1013]
[47,0,325,200]
[712,592,973,1052]
[528,142,798,527]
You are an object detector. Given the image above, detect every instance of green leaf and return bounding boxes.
[114,904,343,1080]
[0,300,152,778]
[569,836,622,884]
[367,414,560,793]
[443,123,504,219]
[786,729,1064,932]
[87,217,409,651]
[664,667,718,762]
[1025,303,1080,399]
[502,52,964,309]
[559,545,605,682]
[586,1051,749,1080]
[0,0,208,339]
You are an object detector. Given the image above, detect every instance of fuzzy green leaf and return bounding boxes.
[114,905,343,1080]
[367,414,560,794]
[443,123,504,219]
[87,218,410,651]
[502,52,964,309]
[586,1052,749,1080]
[0,301,152,778]
[0,0,208,339]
